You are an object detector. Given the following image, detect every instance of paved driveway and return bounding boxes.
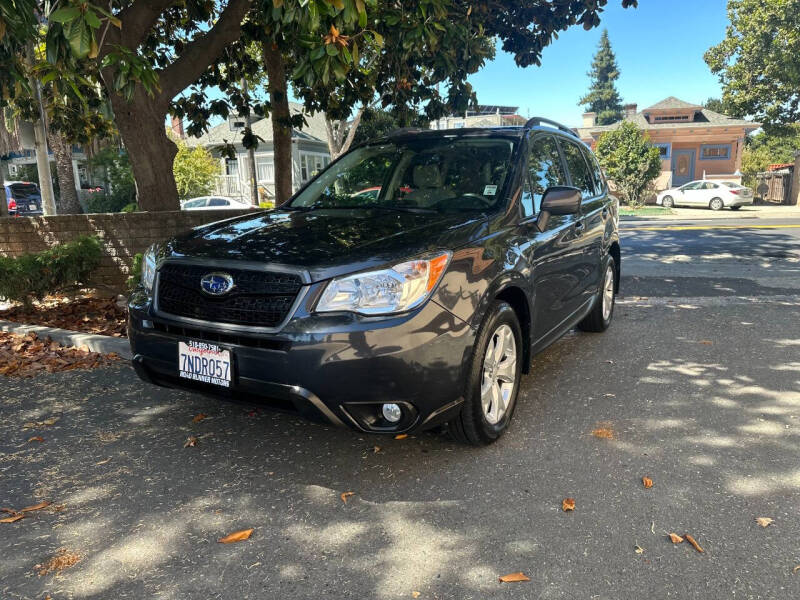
[2,221,800,599]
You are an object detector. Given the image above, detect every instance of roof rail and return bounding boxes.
[386,127,427,137]
[524,117,576,137]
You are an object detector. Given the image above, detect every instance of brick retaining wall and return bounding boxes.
[0,209,257,292]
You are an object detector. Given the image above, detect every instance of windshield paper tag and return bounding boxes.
[483,185,498,196]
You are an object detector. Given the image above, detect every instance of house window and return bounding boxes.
[700,144,731,160]
[225,159,239,176]
[653,143,671,159]
[255,155,274,183]
[653,115,690,122]
[300,152,331,182]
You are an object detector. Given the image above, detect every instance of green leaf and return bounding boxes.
[325,43,339,56]
[65,19,92,59]
[372,32,383,46]
[311,45,326,60]
[84,9,102,30]
[49,6,81,23]
[351,40,359,65]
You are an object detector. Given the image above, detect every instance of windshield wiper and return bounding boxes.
[365,204,437,214]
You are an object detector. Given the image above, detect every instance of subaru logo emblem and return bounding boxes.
[200,272,235,296]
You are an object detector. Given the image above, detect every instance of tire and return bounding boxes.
[661,195,674,208]
[709,197,724,211]
[448,301,523,446]
[730,205,741,211]
[577,257,616,333]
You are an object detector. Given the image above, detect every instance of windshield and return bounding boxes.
[289,137,517,212]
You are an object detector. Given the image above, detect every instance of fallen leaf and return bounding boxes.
[27,436,44,443]
[755,517,774,528]
[0,513,25,523]
[669,533,684,544]
[698,340,713,345]
[373,446,381,453]
[591,423,614,439]
[793,565,800,574]
[95,457,111,465]
[341,491,355,504]
[394,434,408,440]
[562,498,575,512]
[498,572,531,583]
[684,533,704,553]
[0,507,16,513]
[634,545,645,554]
[192,413,207,423]
[21,501,51,512]
[36,548,81,575]
[218,528,254,543]
[642,476,653,488]
[183,436,198,448]
[412,592,421,598]
[42,417,59,426]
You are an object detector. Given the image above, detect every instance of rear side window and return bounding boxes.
[584,148,606,196]
[523,135,568,217]
[559,139,596,200]
[208,197,230,206]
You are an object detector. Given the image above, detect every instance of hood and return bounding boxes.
[164,208,488,282]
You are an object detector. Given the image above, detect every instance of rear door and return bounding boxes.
[558,137,604,307]
[520,133,583,343]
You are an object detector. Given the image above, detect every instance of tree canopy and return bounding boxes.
[705,0,800,126]
[579,29,623,125]
[595,121,661,207]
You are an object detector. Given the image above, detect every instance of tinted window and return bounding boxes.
[681,182,702,191]
[524,135,567,217]
[183,198,207,208]
[584,148,606,196]
[8,183,39,199]
[208,197,230,206]
[560,139,595,199]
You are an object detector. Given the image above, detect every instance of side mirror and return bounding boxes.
[537,186,581,230]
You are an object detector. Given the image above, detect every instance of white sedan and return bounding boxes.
[656,180,753,211]
[181,196,252,210]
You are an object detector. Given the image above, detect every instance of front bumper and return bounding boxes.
[128,288,475,434]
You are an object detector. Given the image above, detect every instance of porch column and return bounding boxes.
[734,137,744,173]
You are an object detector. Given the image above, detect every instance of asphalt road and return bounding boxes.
[3,219,800,599]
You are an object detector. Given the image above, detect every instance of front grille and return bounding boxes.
[156,263,302,327]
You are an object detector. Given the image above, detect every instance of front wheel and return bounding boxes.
[709,197,724,211]
[577,257,616,333]
[661,195,674,208]
[448,301,523,446]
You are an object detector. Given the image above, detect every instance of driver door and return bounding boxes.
[679,181,704,206]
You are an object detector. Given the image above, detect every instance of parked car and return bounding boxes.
[656,180,753,210]
[181,196,251,210]
[3,181,43,216]
[129,119,621,445]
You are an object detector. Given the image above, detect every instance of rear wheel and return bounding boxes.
[448,301,522,446]
[661,195,674,208]
[709,197,724,211]
[577,257,616,333]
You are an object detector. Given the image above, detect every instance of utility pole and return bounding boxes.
[241,78,259,206]
[27,42,56,215]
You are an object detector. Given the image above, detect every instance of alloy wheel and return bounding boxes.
[602,264,615,320]
[480,324,517,425]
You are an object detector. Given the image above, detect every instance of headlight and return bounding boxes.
[141,244,158,292]
[315,251,451,315]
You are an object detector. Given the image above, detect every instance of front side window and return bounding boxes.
[680,182,702,191]
[524,135,567,217]
[560,139,596,199]
[290,137,517,212]
[183,198,207,208]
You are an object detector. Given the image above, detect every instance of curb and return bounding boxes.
[0,319,132,359]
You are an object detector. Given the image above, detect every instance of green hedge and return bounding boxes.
[0,236,103,306]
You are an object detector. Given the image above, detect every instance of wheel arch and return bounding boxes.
[608,240,621,293]
[492,284,532,374]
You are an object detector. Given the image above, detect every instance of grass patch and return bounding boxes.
[619,206,675,216]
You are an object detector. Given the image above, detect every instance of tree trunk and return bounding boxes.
[263,44,292,206]
[47,130,82,214]
[109,90,179,211]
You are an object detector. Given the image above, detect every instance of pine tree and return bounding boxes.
[579,30,624,126]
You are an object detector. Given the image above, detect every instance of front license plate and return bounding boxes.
[178,341,231,387]
[28,203,37,210]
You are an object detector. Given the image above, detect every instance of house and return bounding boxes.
[187,103,330,204]
[576,97,761,190]
[430,105,527,130]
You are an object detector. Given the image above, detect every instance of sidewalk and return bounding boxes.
[621,204,800,221]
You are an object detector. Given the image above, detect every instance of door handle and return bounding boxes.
[574,221,585,233]
[602,207,609,219]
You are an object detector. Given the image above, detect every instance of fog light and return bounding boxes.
[382,403,402,423]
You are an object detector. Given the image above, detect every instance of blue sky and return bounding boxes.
[466,0,730,126]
